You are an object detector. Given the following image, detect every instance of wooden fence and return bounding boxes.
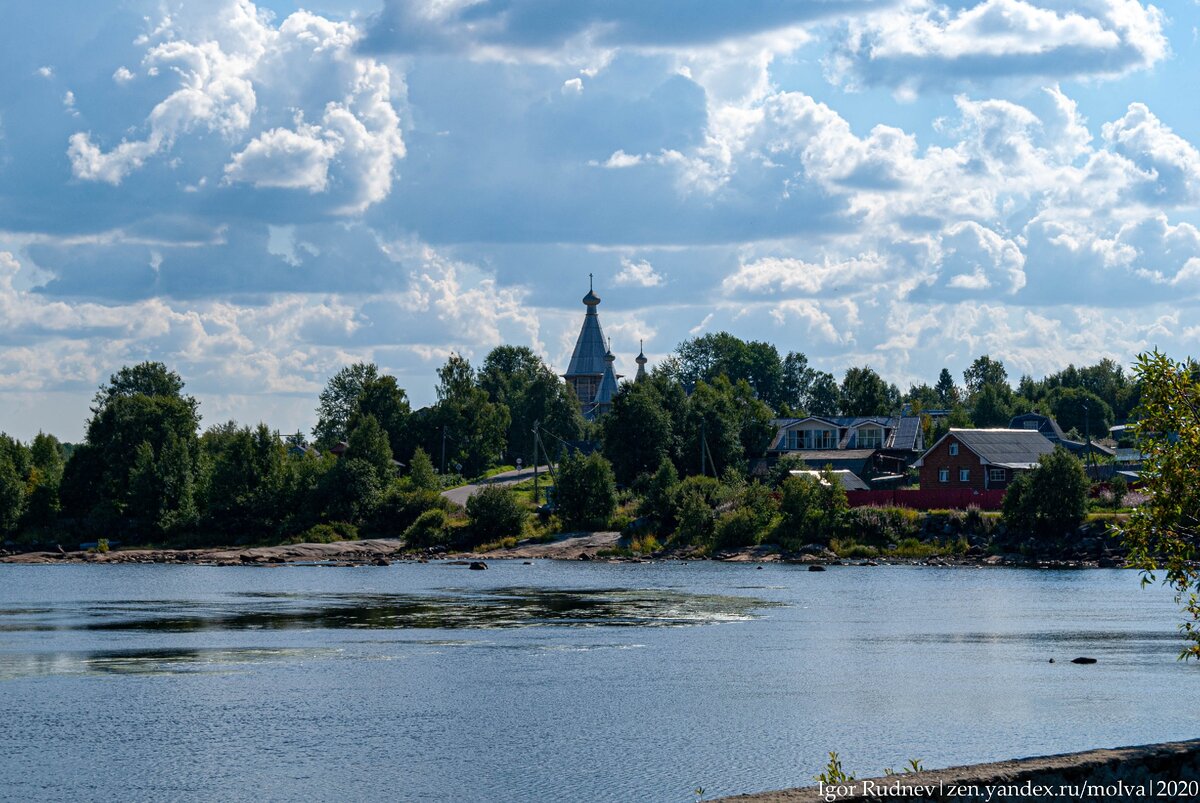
[845,488,1006,510]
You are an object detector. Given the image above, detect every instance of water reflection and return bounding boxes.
[0,647,338,680]
[0,587,775,634]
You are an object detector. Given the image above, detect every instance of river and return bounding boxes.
[0,562,1195,801]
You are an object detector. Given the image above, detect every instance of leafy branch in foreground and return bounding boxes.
[1118,350,1200,659]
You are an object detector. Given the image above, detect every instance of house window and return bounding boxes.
[1023,420,1039,430]
[786,431,800,450]
[802,429,835,450]
[959,468,970,482]
[949,443,959,456]
[938,468,949,483]
[857,427,883,449]
[989,468,1005,483]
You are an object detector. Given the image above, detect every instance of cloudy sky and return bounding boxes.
[1,0,1197,440]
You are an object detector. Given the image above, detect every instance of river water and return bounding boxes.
[0,562,1195,801]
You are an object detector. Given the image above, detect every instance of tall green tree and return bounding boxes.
[1044,387,1113,440]
[313,362,380,448]
[346,414,395,483]
[806,371,841,417]
[352,375,411,461]
[963,355,1008,398]
[479,346,583,466]
[840,366,895,416]
[0,435,27,535]
[426,354,510,477]
[935,368,960,407]
[680,380,744,477]
[602,380,676,485]
[673,332,789,410]
[1001,447,1088,538]
[23,432,64,530]
[1119,351,1200,657]
[61,362,201,537]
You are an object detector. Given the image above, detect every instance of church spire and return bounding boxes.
[635,339,648,381]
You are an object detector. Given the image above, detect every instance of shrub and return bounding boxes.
[1002,448,1088,537]
[638,458,680,530]
[95,537,110,554]
[404,509,450,548]
[408,447,440,492]
[465,485,526,543]
[296,521,359,544]
[675,489,715,545]
[829,538,879,559]
[555,450,617,531]
[777,468,845,548]
[714,507,764,550]
[373,486,452,535]
[839,506,920,546]
[630,534,661,554]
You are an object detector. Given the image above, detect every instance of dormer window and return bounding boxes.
[857,427,883,449]
[949,442,959,456]
[1023,420,1039,430]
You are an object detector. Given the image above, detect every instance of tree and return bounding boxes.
[423,354,510,477]
[313,362,380,448]
[1119,351,1200,658]
[0,437,26,535]
[935,368,959,407]
[24,432,64,530]
[199,422,286,535]
[62,363,201,537]
[1001,447,1088,538]
[554,450,617,531]
[639,458,680,531]
[778,467,847,547]
[602,380,675,485]
[466,485,527,542]
[781,351,814,415]
[408,447,439,492]
[680,380,744,477]
[806,371,841,416]
[963,355,1008,398]
[1044,387,1113,440]
[971,384,1014,428]
[346,414,394,483]
[673,332,789,410]
[352,375,411,461]
[840,366,894,416]
[480,346,583,466]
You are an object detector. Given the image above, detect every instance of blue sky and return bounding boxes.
[1,0,1198,440]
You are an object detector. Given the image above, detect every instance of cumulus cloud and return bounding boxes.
[830,0,1167,92]
[66,1,405,213]
[614,257,665,287]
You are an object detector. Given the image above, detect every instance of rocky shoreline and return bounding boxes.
[0,531,1133,569]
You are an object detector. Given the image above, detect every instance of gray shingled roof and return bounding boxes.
[950,428,1056,468]
[565,302,610,377]
[594,358,619,405]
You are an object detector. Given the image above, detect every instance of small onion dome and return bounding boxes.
[605,346,616,363]
[582,288,601,307]
[636,339,647,365]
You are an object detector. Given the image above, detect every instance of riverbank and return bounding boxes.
[0,531,1132,568]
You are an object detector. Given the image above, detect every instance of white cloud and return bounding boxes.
[67,1,405,212]
[830,0,1167,92]
[614,257,664,287]
[112,67,135,84]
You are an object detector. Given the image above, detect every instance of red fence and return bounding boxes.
[846,488,1006,510]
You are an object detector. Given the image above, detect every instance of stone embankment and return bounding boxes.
[719,739,1200,802]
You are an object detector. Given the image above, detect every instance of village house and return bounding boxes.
[1008,412,1115,459]
[914,428,1056,491]
[766,414,925,478]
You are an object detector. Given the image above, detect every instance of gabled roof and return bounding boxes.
[1009,412,1066,442]
[915,428,1056,469]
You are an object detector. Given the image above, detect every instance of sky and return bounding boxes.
[1,0,1198,441]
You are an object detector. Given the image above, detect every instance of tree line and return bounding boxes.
[0,332,1147,547]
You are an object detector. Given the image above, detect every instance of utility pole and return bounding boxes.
[532,420,539,506]
[441,425,447,475]
[700,419,706,477]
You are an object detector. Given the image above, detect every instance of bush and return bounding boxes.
[839,506,920,546]
[638,458,680,530]
[404,509,450,548]
[630,534,661,554]
[465,485,526,543]
[830,538,879,559]
[777,468,846,548]
[555,450,617,531]
[296,521,359,544]
[372,486,452,535]
[714,507,763,550]
[675,488,715,545]
[1002,447,1088,538]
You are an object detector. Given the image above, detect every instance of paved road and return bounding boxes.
[440,465,550,507]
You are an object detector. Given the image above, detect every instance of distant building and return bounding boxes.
[914,428,1056,490]
[767,414,925,476]
[1008,412,1115,458]
[563,277,638,419]
[790,468,870,491]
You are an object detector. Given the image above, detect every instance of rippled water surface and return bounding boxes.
[0,562,1195,801]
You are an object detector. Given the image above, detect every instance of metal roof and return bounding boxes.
[594,357,619,406]
[890,416,921,450]
[790,469,870,491]
[946,428,1056,466]
[564,291,610,378]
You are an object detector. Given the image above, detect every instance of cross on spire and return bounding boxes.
[589,272,593,291]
